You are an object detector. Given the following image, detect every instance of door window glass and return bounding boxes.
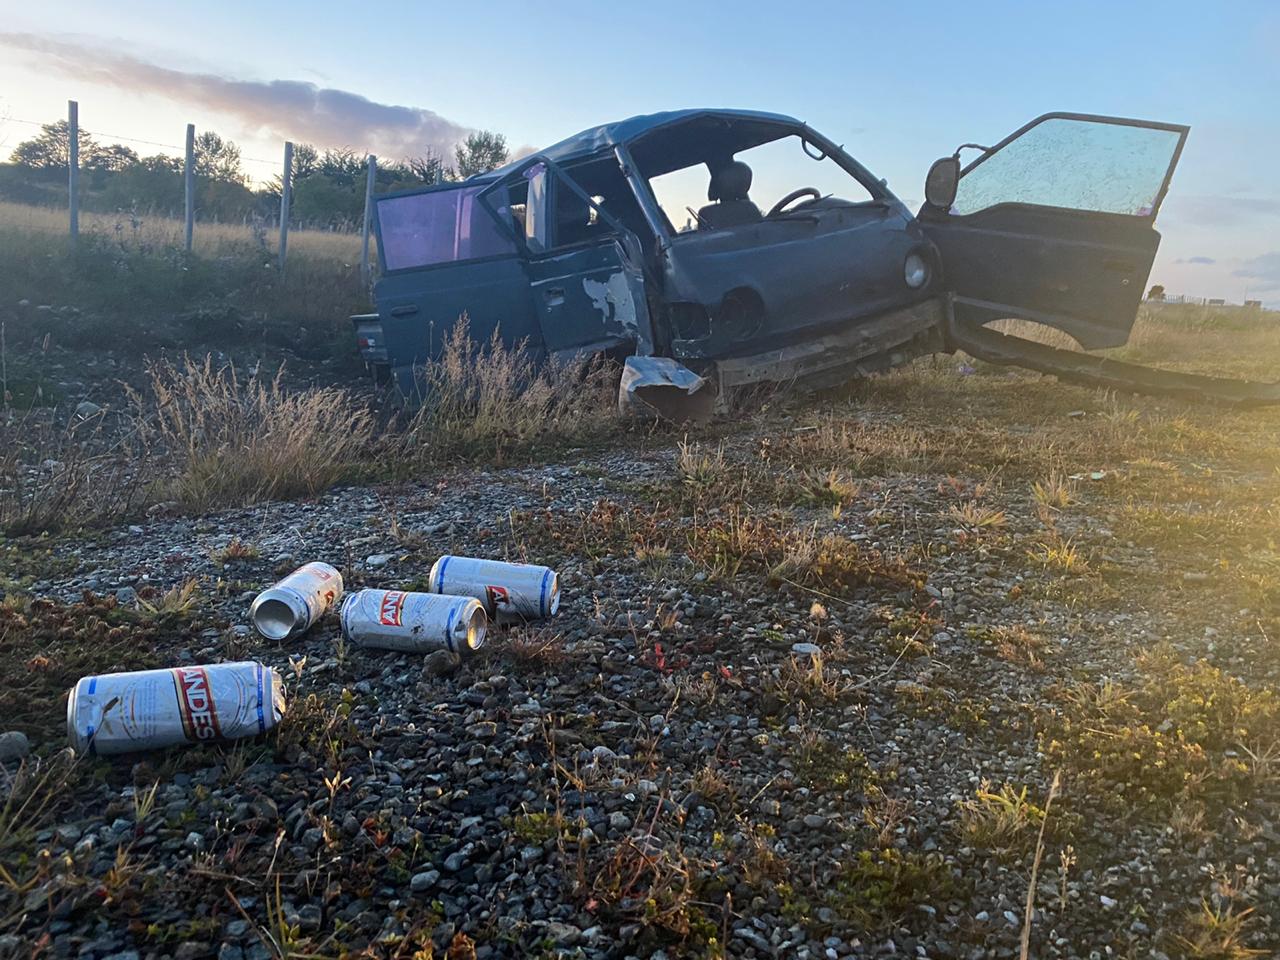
[951,117,1182,217]
[377,186,516,271]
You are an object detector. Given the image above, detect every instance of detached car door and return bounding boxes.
[919,113,1187,349]
[373,182,542,389]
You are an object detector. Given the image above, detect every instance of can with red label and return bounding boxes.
[66,661,285,756]
[339,588,487,656]
[250,562,343,640]
[427,556,559,622]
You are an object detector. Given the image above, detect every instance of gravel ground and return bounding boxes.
[2,374,1279,960]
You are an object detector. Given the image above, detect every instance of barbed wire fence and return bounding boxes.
[3,101,380,284]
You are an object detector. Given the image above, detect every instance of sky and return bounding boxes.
[1,0,1277,304]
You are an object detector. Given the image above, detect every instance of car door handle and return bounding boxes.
[543,287,565,306]
[389,304,419,317]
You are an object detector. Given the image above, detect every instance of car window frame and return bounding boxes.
[480,154,637,260]
[373,179,522,276]
[638,123,896,242]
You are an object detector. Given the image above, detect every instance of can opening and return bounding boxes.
[252,598,298,641]
[459,604,487,653]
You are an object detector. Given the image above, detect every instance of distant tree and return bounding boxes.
[139,154,183,175]
[1147,283,1166,301]
[85,143,140,173]
[406,150,450,185]
[194,131,245,184]
[9,119,100,170]
[319,148,363,187]
[291,143,319,181]
[454,131,509,179]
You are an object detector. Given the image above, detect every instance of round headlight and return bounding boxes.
[904,252,929,289]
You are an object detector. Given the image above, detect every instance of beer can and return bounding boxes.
[66,661,285,756]
[427,556,559,621]
[339,589,487,656]
[250,562,343,640]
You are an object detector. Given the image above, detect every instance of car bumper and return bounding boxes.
[711,297,946,389]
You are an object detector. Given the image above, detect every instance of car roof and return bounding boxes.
[481,108,802,180]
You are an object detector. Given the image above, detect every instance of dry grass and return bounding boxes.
[135,356,374,510]
[676,438,728,489]
[0,199,359,263]
[0,408,152,535]
[394,317,617,466]
[0,200,367,362]
[1171,901,1267,959]
[956,780,1047,854]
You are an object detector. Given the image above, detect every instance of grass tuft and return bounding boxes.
[395,317,616,467]
[136,355,374,510]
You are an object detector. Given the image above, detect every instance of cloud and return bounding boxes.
[1232,252,1280,291]
[0,32,470,161]
[1176,256,1216,265]
[1167,194,1280,228]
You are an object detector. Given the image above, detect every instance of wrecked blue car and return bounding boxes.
[353,108,1280,410]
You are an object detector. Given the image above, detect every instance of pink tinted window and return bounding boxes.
[377,187,516,270]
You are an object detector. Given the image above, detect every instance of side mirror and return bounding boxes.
[924,156,960,210]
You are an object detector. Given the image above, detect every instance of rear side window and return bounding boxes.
[377,186,516,271]
[952,117,1183,217]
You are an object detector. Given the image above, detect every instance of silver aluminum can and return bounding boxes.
[427,556,559,621]
[250,562,344,640]
[340,589,487,656]
[66,661,285,756]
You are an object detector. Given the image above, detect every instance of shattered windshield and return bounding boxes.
[648,134,874,233]
[952,117,1183,217]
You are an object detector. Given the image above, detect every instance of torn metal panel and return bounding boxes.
[618,356,714,421]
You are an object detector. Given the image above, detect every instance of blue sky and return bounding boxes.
[1,0,1278,303]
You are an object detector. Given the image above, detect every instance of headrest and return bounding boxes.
[708,161,753,202]
[556,192,590,225]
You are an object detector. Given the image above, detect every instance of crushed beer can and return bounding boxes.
[340,588,487,656]
[66,661,285,755]
[250,561,343,640]
[427,556,560,622]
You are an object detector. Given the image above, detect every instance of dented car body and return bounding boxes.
[355,108,1280,410]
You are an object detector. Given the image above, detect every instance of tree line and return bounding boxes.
[0,119,511,229]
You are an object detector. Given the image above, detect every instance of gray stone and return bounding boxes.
[543,922,581,945]
[520,845,544,865]
[0,731,30,763]
[74,400,103,420]
[410,870,440,893]
[424,649,460,678]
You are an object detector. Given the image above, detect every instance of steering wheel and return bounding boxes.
[767,187,823,218]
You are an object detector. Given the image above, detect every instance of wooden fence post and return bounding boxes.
[361,154,377,288]
[278,141,293,271]
[67,100,79,245]
[184,124,195,252]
